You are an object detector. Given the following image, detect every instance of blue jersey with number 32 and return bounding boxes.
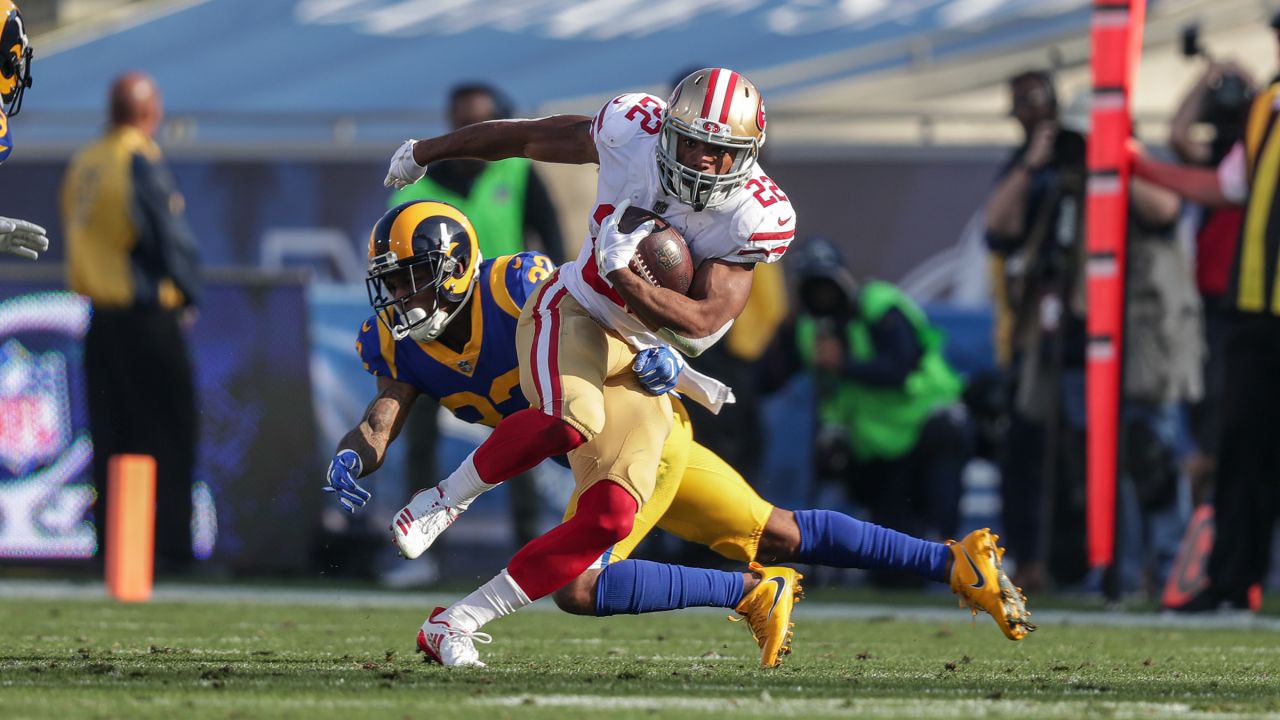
[356,252,553,427]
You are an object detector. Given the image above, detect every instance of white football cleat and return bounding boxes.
[390,487,466,559]
[416,607,491,667]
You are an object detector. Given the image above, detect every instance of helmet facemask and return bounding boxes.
[656,117,759,212]
[366,249,476,343]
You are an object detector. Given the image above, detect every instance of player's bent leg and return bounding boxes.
[656,440,773,562]
[391,411,586,559]
[947,528,1036,640]
[756,508,802,563]
[552,569,601,616]
[552,548,810,670]
[787,509,952,581]
[506,479,637,599]
[516,271,611,441]
[418,481,638,666]
[558,557,802,668]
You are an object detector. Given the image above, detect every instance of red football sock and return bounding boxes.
[506,480,637,600]
[473,408,585,485]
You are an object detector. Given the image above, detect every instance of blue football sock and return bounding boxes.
[594,560,745,616]
[793,509,951,583]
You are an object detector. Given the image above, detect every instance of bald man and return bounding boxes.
[61,71,203,576]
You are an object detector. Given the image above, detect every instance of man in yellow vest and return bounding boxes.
[1129,13,1280,612]
[386,84,564,567]
[61,72,202,576]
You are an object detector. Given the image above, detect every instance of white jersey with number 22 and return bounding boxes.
[557,92,797,350]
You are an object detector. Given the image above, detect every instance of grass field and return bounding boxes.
[2,593,1279,720]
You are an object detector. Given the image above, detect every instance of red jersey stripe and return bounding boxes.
[748,229,796,242]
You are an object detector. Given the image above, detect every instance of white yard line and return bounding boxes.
[1,579,1277,630]
[467,695,1279,719]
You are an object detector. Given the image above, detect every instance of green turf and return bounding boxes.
[2,598,1278,719]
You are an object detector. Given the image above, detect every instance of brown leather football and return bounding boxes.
[618,205,694,295]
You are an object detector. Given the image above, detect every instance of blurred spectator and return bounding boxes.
[985,75,1193,593]
[386,82,565,572]
[1129,12,1280,612]
[983,70,1087,591]
[1120,169,1203,595]
[766,239,969,576]
[61,72,202,576]
[1168,61,1257,493]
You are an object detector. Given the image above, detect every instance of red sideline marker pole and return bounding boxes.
[1086,0,1146,568]
[105,454,156,602]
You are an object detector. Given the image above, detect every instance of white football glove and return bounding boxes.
[594,199,655,275]
[383,139,427,190]
[0,217,49,261]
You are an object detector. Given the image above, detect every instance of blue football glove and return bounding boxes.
[633,346,685,396]
[323,449,370,513]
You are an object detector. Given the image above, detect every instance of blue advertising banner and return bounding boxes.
[0,272,321,572]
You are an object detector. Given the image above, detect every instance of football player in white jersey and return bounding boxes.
[387,68,794,355]
[0,1,45,261]
[381,69,803,666]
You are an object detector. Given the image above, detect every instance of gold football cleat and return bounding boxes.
[730,562,804,668]
[947,528,1036,640]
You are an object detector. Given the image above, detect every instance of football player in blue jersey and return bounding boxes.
[0,1,46,261]
[326,200,1034,668]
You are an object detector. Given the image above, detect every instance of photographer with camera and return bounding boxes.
[985,73,1189,594]
[1128,12,1280,613]
[1168,31,1257,498]
[983,70,1089,592]
[765,239,970,586]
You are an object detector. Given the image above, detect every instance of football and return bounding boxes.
[618,205,694,295]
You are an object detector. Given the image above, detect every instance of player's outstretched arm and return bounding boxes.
[324,376,419,512]
[340,375,419,472]
[608,259,754,356]
[386,115,597,189]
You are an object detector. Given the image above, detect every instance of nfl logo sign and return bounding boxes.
[0,339,71,477]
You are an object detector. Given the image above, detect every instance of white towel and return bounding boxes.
[676,364,736,415]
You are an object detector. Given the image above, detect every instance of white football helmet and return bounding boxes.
[657,68,766,211]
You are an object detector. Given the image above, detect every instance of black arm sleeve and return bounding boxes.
[130,152,202,306]
[841,308,923,387]
[522,169,566,262]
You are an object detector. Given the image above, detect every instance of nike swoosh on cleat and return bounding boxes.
[961,547,986,589]
[765,576,787,622]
